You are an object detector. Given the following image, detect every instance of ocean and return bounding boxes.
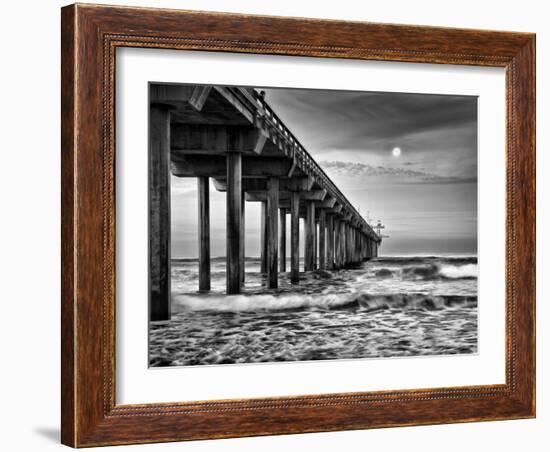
[149,256,478,367]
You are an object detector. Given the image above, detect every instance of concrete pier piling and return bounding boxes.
[149,106,171,321]
[279,208,286,273]
[226,152,242,295]
[197,176,211,292]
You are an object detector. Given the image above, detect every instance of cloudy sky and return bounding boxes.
[171,87,477,257]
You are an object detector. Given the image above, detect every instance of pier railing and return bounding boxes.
[236,87,378,239]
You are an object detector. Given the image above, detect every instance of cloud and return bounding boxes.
[320,160,476,184]
[264,89,477,151]
[264,88,478,181]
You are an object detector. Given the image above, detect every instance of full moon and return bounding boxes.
[392,147,402,157]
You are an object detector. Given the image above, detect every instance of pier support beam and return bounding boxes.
[226,152,242,294]
[358,233,362,260]
[333,218,339,269]
[318,210,326,270]
[352,228,357,264]
[336,221,341,268]
[357,231,362,262]
[260,201,267,273]
[240,192,245,284]
[290,192,300,284]
[371,239,374,258]
[351,227,359,264]
[334,218,341,269]
[266,177,279,289]
[279,208,286,272]
[305,201,315,271]
[197,176,211,291]
[149,106,171,321]
[352,227,356,264]
[327,214,335,270]
[340,221,346,268]
[348,226,353,264]
[367,238,372,259]
[344,223,351,267]
[345,223,352,265]
[313,222,318,270]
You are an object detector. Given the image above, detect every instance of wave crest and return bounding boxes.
[172,292,354,312]
[355,293,477,312]
[401,263,477,281]
[438,263,477,279]
[172,292,476,313]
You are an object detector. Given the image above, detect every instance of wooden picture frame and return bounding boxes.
[61,3,536,447]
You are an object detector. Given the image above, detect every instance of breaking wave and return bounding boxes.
[172,292,476,313]
[438,263,477,279]
[400,263,477,280]
[371,263,477,281]
[375,255,476,265]
[352,293,477,311]
[172,293,352,312]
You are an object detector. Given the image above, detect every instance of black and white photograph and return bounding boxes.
[148,84,478,367]
[2,0,542,449]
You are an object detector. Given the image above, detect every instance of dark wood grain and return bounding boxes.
[60,5,76,446]
[61,3,536,447]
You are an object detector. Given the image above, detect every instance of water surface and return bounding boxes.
[149,256,478,366]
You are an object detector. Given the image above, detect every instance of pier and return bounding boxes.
[149,84,381,321]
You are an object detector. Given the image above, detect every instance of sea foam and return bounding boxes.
[172,292,353,312]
